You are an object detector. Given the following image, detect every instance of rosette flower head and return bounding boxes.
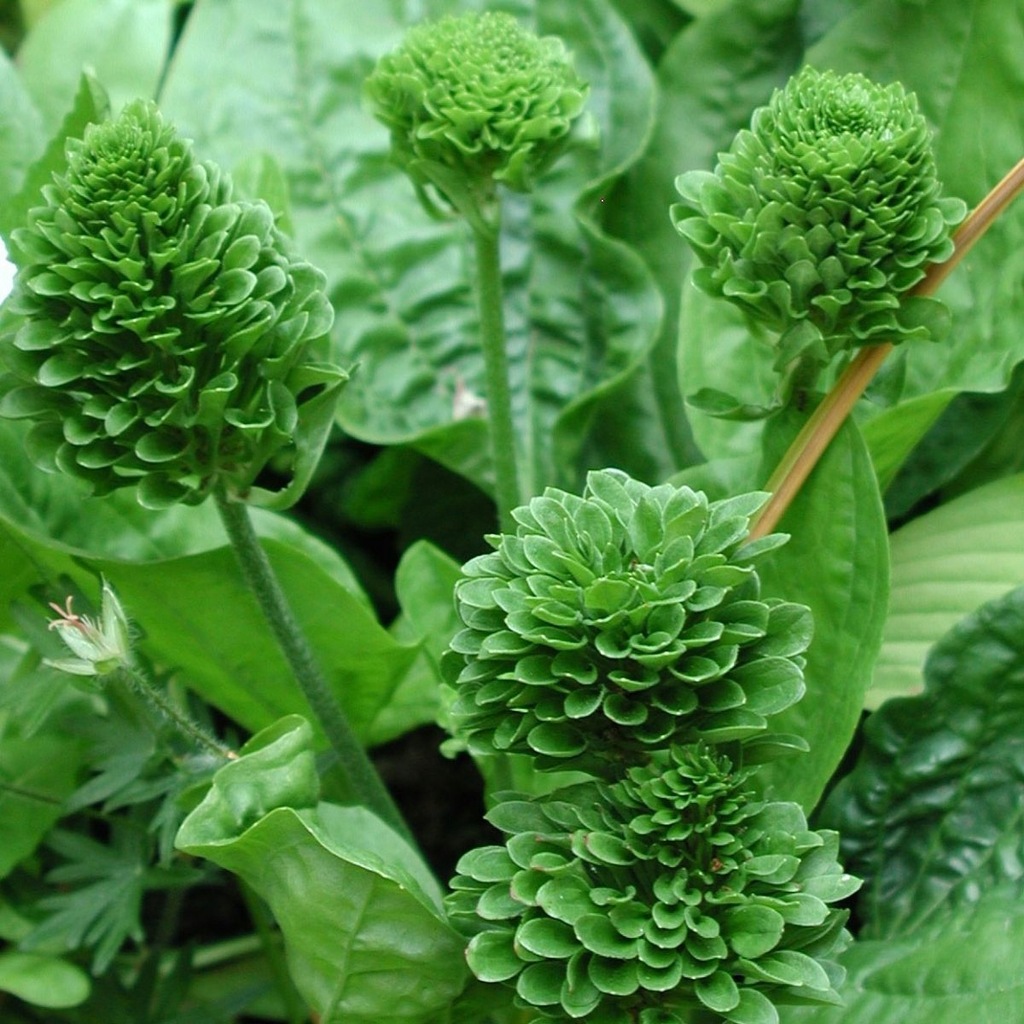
[444,469,812,774]
[365,11,588,222]
[672,66,966,373]
[0,101,346,509]
[448,745,860,1024]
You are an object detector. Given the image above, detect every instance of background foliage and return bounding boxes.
[0,0,1022,1022]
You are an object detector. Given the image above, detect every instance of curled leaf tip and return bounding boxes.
[1,99,346,509]
[365,11,588,213]
[672,65,966,377]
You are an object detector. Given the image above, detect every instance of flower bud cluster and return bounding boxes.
[448,745,858,1024]
[445,469,810,775]
[672,67,965,374]
[365,11,587,209]
[444,469,859,1023]
[0,100,345,508]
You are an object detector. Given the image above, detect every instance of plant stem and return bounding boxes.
[473,219,524,532]
[118,662,237,761]
[748,154,1024,540]
[213,487,413,843]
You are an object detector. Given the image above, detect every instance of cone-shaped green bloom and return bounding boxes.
[444,469,812,775]
[447,745,859,1024]
[672,67,966,372]
[365,11,587,214]
[0,101,346,509]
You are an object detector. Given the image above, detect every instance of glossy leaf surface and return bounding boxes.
[176,716,468,1024]
[16,0,171,130]
[784,887,1024,1024]
[822,585,1024,938]
[0,50,45,240]
[0,951,91,1009]
[756,415,889,811]
[872,474,1024,707]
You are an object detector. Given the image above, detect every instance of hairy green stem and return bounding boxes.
[213,488,412,842]
[118,662,236,761]
[473,220,524,532]
[749,153,1024,540]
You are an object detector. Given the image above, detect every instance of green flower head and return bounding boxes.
[448,745,859,1024]
[444,469,812,775]
[672,66,966,372]
[0,100,346,509]
[365,11,588,207]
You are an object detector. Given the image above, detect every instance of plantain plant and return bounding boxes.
[0,3,1022,1024]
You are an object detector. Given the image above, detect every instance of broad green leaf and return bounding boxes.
[939,369,1024,501]
[0,418,366,601]
[872,474,1024,708]
[784,886,1024,1024]
[160,0,660,497]
[1,72,111,240]
[377,540,463,740]
[176,717,468,1024]
[0,735,85,880]
[607,0,690,63]
[0,50,45,236]
[675,0,732,15]
[822,586,1024,940]
[756,415,889,811]
[678,288,778,461]
[859,389,953,497]
[16,0,173,130]
[611,0,801,471]
[0,951,90,1009]
[231,152,296,237]
[797,0,866,48]
[392,541,462,667]
[880,365,1024,518]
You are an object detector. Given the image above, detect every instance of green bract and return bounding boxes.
[365,11,588,210]
[0,100,346,509]
[672,66,966,372]
[444,469,811,774]
[447,744,859,1024]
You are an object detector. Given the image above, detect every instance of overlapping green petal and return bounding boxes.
[445,468,811,774]
[448,744,857,1024]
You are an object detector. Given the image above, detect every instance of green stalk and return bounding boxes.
[748,153,1024,540]
[118,662,236,762]
[213,487,413,843]
[473,218,524,532]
